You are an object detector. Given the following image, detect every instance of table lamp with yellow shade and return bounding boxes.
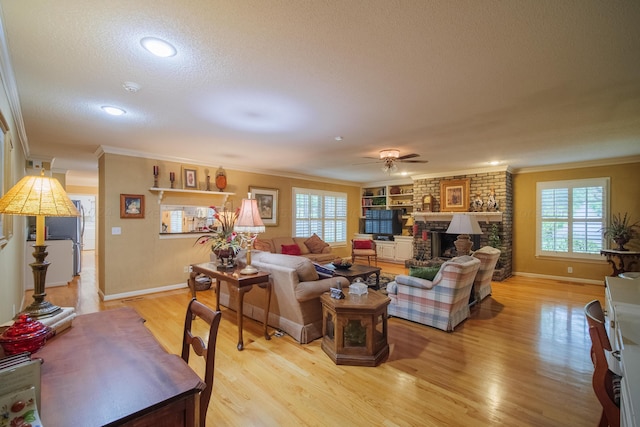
[0,170,80,318]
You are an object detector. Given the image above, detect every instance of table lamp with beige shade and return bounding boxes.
[446,213,482,256]
[234,194,265,275]
[0,170,80,318]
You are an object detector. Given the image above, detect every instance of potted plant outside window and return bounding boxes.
[602,212,640,251]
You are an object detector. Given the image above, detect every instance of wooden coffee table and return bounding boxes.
[320,290,390,366]
[328,264,381,289]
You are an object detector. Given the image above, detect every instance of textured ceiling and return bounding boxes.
[1,0,639,185]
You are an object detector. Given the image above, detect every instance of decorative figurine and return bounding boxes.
[487,188,499,212]
[472,193,484,212]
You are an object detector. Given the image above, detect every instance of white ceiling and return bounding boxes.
[1,1,639,185]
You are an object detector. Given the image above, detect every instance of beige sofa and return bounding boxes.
[253,234,336,263]
[219,251,349,343]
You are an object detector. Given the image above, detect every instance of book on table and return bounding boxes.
[0,352,42,412]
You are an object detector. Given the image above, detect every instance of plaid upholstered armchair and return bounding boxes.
[387,256,481,331]
[471,246,501,303]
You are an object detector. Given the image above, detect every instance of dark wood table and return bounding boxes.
[189,262,271,350]
[37,307,205,427]
[600,249,640,276]
[320,290,390,367]
[327,263,382,289]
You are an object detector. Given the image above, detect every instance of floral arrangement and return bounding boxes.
[194,206,242,255]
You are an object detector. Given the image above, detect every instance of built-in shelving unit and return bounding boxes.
[148,187,235,204]
[361,183,414,218]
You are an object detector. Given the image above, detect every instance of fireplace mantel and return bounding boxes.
[413,212,502,223]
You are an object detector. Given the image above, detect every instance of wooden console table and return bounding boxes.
[600,249,640,276]
[189,262,271,350]
[320,290,390,366]
[38,307,204,427]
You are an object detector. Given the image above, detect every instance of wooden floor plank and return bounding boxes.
[28,252,605,426]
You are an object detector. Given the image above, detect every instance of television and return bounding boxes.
[364,209,403,236]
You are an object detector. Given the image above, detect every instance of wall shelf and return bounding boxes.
[149,187,235,204]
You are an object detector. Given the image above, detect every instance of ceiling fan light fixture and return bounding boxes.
[382,160,398,173]
[379,149,400,159]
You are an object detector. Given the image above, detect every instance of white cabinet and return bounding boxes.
[377,241,396,260]
[24,240,74,289]
[394,237,414,261]
[605,276,640,427]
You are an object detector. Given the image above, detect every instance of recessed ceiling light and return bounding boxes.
[488,161,500,166]
[334,136,343,141]
[140,37,177,57]
[101,106,126,116]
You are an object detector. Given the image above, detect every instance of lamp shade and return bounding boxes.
[234,199,265,234]
[405,216,415,227]
[0,173,80,217]
[446,214,482,235]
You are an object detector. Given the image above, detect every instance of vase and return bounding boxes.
[613,237,630,251]
[213,248,235,267]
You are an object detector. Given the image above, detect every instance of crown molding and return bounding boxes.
[96,145,361,187]
[0,6,29,158]
[411,164,513,180]
[512,155,640,174]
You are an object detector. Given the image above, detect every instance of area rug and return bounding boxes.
[366,272,396,292]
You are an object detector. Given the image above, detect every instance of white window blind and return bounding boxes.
[293,187,347,244]
[536,177,609,260]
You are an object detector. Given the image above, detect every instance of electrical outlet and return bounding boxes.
[567,266,573,273]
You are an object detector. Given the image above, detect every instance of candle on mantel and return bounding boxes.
[422,230,428,241]
[153,165,159,176]
[170,172,175,181]
[413,223,418,236]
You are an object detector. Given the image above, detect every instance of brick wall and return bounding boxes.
[410,170,513,280]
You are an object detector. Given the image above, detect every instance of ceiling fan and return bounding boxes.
[360,149,429,173]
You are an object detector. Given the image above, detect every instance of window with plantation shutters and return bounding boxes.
[293,187,347,244]
[536,177,609,260]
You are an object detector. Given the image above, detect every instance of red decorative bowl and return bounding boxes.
[0,314,51,355]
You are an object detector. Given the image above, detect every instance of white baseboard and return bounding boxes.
[512,271,604,286]
[100,282,188,301]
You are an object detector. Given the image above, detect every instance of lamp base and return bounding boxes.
[453,234,473,256]
[21,300,62,319]
[22,245,62,319]
[240,264,259,275]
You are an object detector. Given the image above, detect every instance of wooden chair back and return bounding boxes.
[584,299,620,427]
[182,298,222,427]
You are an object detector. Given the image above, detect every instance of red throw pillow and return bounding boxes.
[354,240,373,249]
[281,244,302,256]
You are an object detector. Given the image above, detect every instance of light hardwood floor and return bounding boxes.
[28,252,605,426]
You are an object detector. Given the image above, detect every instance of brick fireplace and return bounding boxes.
[406,170,513,281]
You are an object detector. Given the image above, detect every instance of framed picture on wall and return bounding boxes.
[120,194,145,219]
[182,166,198,189]
[249,186,278,226]
[440,179,470,212]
